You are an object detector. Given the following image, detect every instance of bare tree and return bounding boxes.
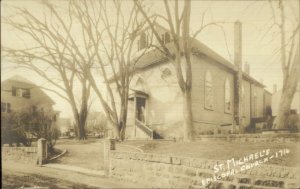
[267,0,300,130]
[135,0,227,141]
[69,0,148,141]
[2,2,91,140]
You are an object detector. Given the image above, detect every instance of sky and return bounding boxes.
[1,0,299,118]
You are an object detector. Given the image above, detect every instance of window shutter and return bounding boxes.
[1,102,6,112]
[23,89,31,99]
[12,87,16,96]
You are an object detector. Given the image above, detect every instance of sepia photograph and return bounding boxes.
[1,0,300,188]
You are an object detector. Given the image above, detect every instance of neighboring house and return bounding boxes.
[1,75,58,118]
[272,84,300,116]
[109,24,272,139]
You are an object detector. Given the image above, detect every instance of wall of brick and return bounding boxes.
[2,147,38,164]
[110,151,300,189]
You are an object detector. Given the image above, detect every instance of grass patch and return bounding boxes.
[124,140,300,167]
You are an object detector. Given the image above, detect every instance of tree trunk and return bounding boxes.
[118,94,128,141]
[119,99,128,141]
[273,47,299,129]
[182,89,193,141]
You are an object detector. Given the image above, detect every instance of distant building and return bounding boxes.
[1,75,58,117]
[56,118,72,136]
[272,83,300,116]
[85,112,109,137]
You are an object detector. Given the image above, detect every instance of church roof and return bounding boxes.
[109,23,265,88]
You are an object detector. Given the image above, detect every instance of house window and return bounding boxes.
[1,102,11,113]
[12,87,30,99]
[242,85,246,116]
[253,87,257,117]
[161,68,172,79]
[224,78,231,113]
[161,32,171,44]
[139,32,147,50]
[205,71,213,110]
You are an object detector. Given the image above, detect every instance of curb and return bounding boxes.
[48,149,67,162]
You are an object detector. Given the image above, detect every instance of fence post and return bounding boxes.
[37,138,47,166]
[103,138,116,175]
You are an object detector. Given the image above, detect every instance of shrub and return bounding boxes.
[1,109,60,151]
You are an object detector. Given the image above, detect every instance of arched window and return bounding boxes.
[253,87,257,117]
[139,32,147,50]
[242,85,245,116]
[161,68,172,79]
[205,71,213,110]
[224,78,231,113]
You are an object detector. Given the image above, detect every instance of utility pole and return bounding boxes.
[234,21,243,133]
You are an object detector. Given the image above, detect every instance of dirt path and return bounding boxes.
[2,160,144,188]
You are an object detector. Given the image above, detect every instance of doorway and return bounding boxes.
[136,97,146,123]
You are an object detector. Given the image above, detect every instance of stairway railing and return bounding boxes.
[135,119,153,139]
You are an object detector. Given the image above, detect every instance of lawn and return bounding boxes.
[53,138,140,170]
[52,138,299,169]
[123,140,300,167]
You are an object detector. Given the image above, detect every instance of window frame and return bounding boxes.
[1,102,11,113]
[241,85,246,117]
[253,87,258,117]
[204,70,214,110]
[12,87,31,99]
[224,78,231,114]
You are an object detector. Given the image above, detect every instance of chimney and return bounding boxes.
[273,84,277,93]
[234,21,243,127]
[234,21,242,69]
[244,63,250,74]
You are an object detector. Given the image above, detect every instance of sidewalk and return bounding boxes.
[43,163,105,176]
[2,160,145,188]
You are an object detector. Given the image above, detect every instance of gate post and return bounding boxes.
[37,138,47,166]
[103,138,116,175]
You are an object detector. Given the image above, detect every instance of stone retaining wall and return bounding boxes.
[2,147,38,164]
[2,138,48,165]
[196,133,300,143]
[110,151,300,189]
